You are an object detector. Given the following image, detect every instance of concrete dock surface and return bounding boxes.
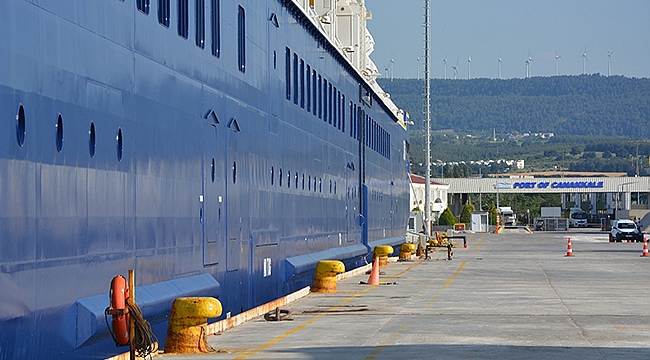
[160,230,650,360]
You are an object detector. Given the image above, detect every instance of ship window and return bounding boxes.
[195,0,205,48]
[158,0,170,27]
[287,171,291,188]
[341,94,345,132]
[329,180,332,194]
[211,158,215,182]
[312,70,317,116]
[285,48,291,100]
[313,177,316,192]
[89,122,96,158]
[302,174,305,190]
[317,75,322,119]
[55,114,64,153]
[333,87,337,127]
[211,0,220,57]
[334,181,336,194]
[273,51,277,69]
[271,166,274,185]
[232,161,236,183]
[322,79,327,122]
[137,0,150,14]
[237,5,246,72]
[116,128,123,161]
[319,178,322,193]
[295,173,298,188]
[279,169,282,187]
[300,59,305,109]
[328,82,332,125]
[16,104,26,147]
[178,0,188,39]
[293,54,298,105]
[308,175,311,191]
[306,65,311,112]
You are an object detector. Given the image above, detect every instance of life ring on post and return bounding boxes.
[106,275,130,346]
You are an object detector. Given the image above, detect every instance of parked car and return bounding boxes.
[609,219,644,242]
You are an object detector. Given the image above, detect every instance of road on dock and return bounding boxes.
[162,229,650,360]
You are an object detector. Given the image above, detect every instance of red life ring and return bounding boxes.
[109,275,130,346]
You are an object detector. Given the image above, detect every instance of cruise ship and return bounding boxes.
[0,1,410,358]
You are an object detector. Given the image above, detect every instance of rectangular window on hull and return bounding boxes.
[137,0,150,14]
[178,0,188,38]
[238,5,246,72]
[158,0,170,27]
[300,59,305,109]
[293,54,298,105]
[318,75,322,119]
[312,70,317,116]
[342,95,346,132]
[323,79,328,122]
[285,48,291,100]
[195,0,205,48]
[211,0,220,57]
[306,65,311,112]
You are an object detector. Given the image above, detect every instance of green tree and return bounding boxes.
[459,204,475,223]
[438,208,456,226]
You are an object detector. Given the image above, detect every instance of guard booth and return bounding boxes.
[470,212,489,232]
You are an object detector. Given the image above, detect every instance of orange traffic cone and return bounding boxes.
[641,237,648,257]
[366,256,380,285]
[565,237,574,257]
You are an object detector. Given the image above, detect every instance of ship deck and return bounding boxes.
[146,229,650,359]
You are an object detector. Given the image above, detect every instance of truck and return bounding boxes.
[565,207,588,227]
[499,207,516,226]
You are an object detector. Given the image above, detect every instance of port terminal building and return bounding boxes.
[412,176,650,225]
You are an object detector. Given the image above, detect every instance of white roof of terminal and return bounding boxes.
[437,177,650,194]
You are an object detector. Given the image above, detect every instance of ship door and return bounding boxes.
[345,162,359,243]
[202,111,226,266]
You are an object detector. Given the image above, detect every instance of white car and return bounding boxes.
[609,219,644,242]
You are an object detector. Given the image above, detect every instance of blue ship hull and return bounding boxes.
[0,1,409,358]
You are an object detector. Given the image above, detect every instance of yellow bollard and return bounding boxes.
[399,243,416,261]
[311,260,345,293]
[374,245,394,268]
[164,297,222,354]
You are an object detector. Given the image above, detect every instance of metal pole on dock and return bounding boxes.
[423,0,432,236]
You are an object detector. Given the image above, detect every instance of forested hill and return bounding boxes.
[377,75,650,138]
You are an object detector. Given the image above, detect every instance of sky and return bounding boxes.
[365,0,650,79]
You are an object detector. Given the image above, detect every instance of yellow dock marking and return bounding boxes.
[474,234,486,253]
[425,260,467,308]
[233,261,423,359]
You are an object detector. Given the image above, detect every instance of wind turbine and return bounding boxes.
[390,58,394,81]
[467,56,471,80]
[555,51,561,76]
[443,58,447,80]
[452,58,459,79]
[607,50,613,76]
[527,51,533,78]
[582,47,588,75]
[498,55,502,79]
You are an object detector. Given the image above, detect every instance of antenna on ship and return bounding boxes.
[423,0,432,236]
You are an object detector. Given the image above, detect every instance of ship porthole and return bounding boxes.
[89,122,96,158]
[56,114,64,153]
[116,128,123,161]
[211,158,215,182]
[232,161,236,184]
[16,104,26,147]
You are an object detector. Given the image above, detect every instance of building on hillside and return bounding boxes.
[408,174,449,232]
